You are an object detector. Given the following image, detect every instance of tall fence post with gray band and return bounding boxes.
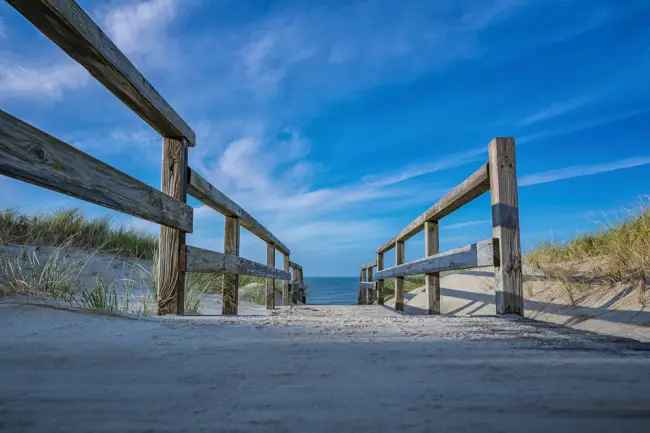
[488,138,522,315]
[362,137,522,316]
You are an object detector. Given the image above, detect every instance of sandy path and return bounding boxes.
[2,302,650,433]
[384,270,650,343]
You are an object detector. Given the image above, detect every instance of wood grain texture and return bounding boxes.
[266,243,276,309]
[187,168,289,255]
[358,268,365,305]
[0,110,192,232]
[489,137,523,315]
[394,241,405,312]
[290,265,298,304]
[186,246,290,280]
[424,220,440,315]
[222,216,240,315]
[366,266,375,304]
[376,253,384,305]
[7,0,195,145]
[157,138,188,315]
[282,254,290,306]
[375,240,497,279]
[297,267,306,304]
[377,164,489,253]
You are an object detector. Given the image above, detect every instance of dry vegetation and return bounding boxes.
[380,276,425,301]
[525,205,649,306]
[0,209,157,259]
[0,209,271,313]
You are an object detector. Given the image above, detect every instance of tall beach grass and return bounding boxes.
[0,209,157,259]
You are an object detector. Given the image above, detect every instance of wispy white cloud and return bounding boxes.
[0,60,88,100]
[66,127,160,163]
[445,219,490,230]
[236,1,521,98]
[281,219,390,251]
[519,95,595,126]
[519,108,648,144]
[100,0,178,60]
[0,0,180,102]
[520,156,650,187]
[362,146,485,188]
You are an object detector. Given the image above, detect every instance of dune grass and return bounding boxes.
[0,243,84,301]
[0,209,157,259]
[526,206,649,280]
[0,209,295,310]
[380,276,425,301]
[526,205,649,305]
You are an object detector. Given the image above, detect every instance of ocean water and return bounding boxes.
[305,277,358,305]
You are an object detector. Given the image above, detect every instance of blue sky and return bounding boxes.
[1,0,649,276]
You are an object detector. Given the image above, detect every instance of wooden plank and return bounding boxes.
[359,267,369,305]
[222,216,240,315]
[0,110,193,232]
[186,246,290,280]
[187,168,289,255]
[394,241,405,312]
[157,138,188,316]
[266,243,276,309]
[7,0,195,145]
[358,268,365,305]
[376,252,384,305]
[375,240,497,280]
[290,265,298,305]
[424,220,440,315]
[289,261,302,271]
[293,267,305,304]
[377,163,489,253]
[360,282,375,289]
[367,266,375,304]
[299,268,306,304]
[489,137,523,315]
[282,253,290,306]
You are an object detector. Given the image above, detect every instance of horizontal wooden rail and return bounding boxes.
[187,168,289,255]
[374,239,498,279]
[359,282,375,289]
[0,110,193,232]
[3,0,304,316]
[377,164,489,253]
[7,0,195,145]
[186,246,291,280]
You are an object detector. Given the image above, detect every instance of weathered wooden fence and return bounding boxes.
[0,0,305,315]
[359,138,522,316]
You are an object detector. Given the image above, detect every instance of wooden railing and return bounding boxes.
[0,0,304,315]
[360,138,522,316]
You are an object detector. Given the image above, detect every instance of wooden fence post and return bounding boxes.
[367,265,374,304]
[424,220,440,314]
[266,243,276,309]
[157,137,188,315]
[282,254,290,306]
[376,253,384,305]
[289,265,295,304]
[488,137,523,315]
[298,268,305,304]
[395,241,405,312]
[223,215,240,315]
[358,268,364,304]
